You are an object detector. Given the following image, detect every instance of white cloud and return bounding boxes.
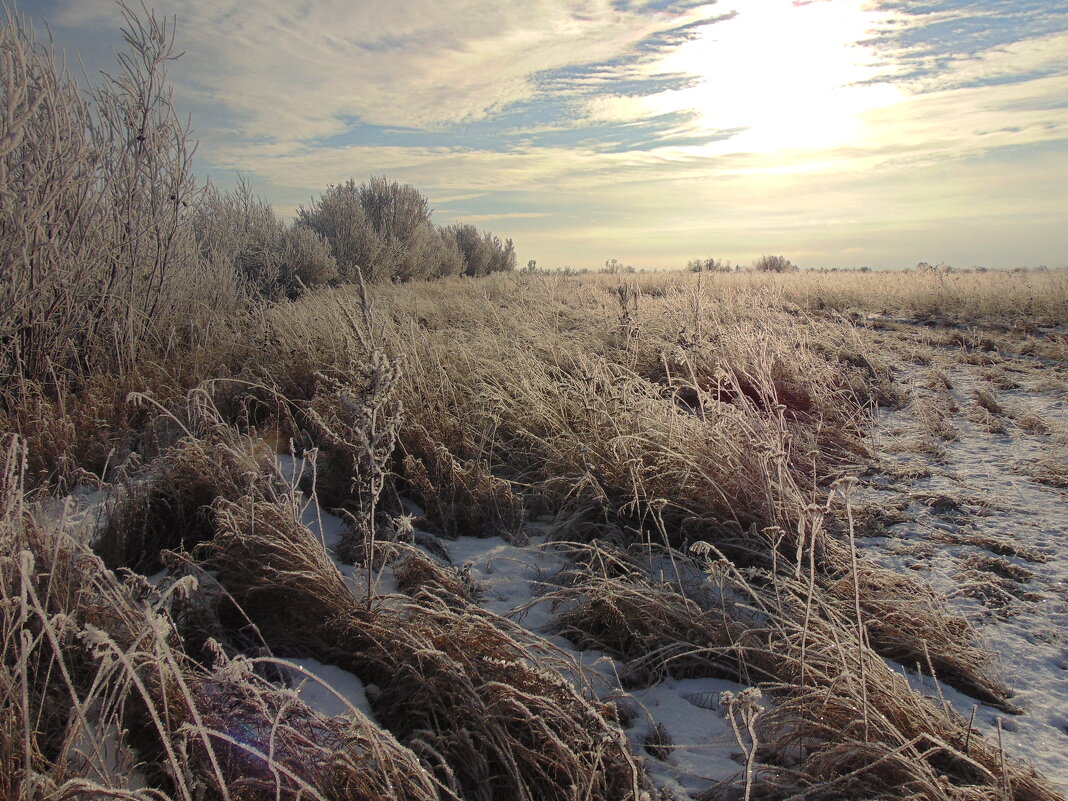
[33,0,1068,269]
[896,26,1068,94]
[46,0,715,143]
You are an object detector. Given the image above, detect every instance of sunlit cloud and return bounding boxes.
[40,0,718,140]
[26,0,1068,269]
[600,0,907,153]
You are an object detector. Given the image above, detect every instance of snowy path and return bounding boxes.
[855,361,1068,792]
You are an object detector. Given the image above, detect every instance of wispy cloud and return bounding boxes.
[28,0,1068,269]
[43,0,720,139]
[865,0,1068,88]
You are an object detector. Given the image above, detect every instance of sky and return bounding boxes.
[23,0,1068,270]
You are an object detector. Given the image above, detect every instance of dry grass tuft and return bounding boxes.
[911,386,960,441]
[834,554,1014,709]
[95,426,283,572]
[402,426,526,540]
[536,539,1059,801]
[643,722,675,763]
[393,544,482,603]
[930,527,1052,564]
[1026,450,1068,488]
[1,438,443,801]
[542,542,751,687]
[974,385,1006,416]
[203,463,648,800]
[962,553,1035,583]
[189,658,441,801]
[343,594,646,801]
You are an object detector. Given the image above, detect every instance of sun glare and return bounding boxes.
[647,0,902,155]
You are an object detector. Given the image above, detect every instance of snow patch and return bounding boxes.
[288,658,375,720]
[858,363,1068,792]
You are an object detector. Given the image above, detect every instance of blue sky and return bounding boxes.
[25,0,1068,269]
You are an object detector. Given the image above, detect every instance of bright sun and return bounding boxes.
[646,0,902,155]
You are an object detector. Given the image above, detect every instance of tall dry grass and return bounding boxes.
[264,273,890,536]
[5,267,1066,799]
[1,434,451,801]
[251,274,1013,707]
[535,541,1057,801]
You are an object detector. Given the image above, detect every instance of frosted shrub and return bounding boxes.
[281,225,338,293]
[442,222,516,277]
[754,254,797,273]
[0,4,236,391]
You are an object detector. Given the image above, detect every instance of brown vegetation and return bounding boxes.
[3,5,1068,801]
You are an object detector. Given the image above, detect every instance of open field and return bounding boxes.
[5,268,1068,801]
[4,7,1068,798]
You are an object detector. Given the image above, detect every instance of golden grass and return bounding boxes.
[539,541,1057,801]
[5,267,1068,800]
[264,273,884,542]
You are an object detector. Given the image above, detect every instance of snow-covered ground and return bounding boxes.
[271,454,757,798]
[38,359,1067,797]
[287,480,754,797]
[856,360,1068,793]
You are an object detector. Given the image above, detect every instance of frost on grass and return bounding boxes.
[8,267,1068,800]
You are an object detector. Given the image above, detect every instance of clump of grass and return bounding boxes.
[982,367,1022,391]
[962,553,1035,583]
[344,594,646,801]
[393,544,482,603]
[203,457,648,801]
[849,499,912,538]
[1021,449,1068,488]
[540,542,750,687]
[956,571,1041,616]
[928,369,954,390]
[911,388,960,441]
[829,552,1014,709]
[540,541,1056,801]
[93,389,288,572]
[189,657,442,801]
[931,527,1051,563]
[1012,408,1052,435]
[886,434,948,462]
[879,460,934,480]
[973,385,1005,416]
[1,437,443,801]
[402,425,526,540]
